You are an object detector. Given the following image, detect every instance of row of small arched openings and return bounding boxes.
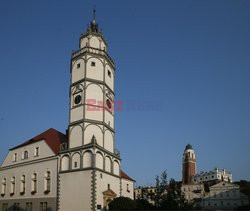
[60,151,120,176]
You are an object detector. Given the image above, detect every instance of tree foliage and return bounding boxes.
[108,197,136,210]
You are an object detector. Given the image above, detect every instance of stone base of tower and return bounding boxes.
[58,169,123,211]
[95,170,121,210]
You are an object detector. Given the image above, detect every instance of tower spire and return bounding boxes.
[87,6,99,33]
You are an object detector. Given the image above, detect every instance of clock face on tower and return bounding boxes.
[74,95,82,105]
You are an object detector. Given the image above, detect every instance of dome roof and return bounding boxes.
[185,144,193,150]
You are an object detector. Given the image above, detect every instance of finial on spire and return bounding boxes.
[86,6,100,34]
[93,6,96,21]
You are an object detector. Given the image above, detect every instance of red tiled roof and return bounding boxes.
[120,170,135,181]
[10,128,67,155]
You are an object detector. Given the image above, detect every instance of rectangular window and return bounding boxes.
[77,63,80,68]
[23,151,29,159]
[10,177,15,195]
[26,202,33,211]
[44,171,51,194]
[31,174,37,194]
[91,61,96,67]
[13,203,20,211]
[74,162,77,168]
[40,202,48,211]
[1,178,6,196]
[20,175,26,195]
[108,70,111,78]
[13,153,17,162]
[35,147,39,156]
[2,203,8,211]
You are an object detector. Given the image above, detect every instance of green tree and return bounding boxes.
[135,199,155,210]
[108,197,136,210]
[155,170,168,208]
[155,171,196,210]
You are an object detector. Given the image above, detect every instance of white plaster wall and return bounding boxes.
[71,59,85,84]
[69,125,83,148]
[86,57,104,81]
[113,161,120,176]
[70,106,83,123]
[104,110,114,129]
[83,151,92,168]
[85,83,103,104]
[80,37,88,49]
[100,39,106,51]
[121,178,134,199]
[61,156,70,171]
[105,156,112,173]
[95,171,121,208]
[89,36,100,49]
[105,63,114,91]
[80,35,106,50]
[0,158,57,199]
[95,152,104,170]
[72,153,81,170]
[85,105,103,122]
[84,124,103,146]
[104,130,114,153]
[59,171,92,211]
[1,140,55,167]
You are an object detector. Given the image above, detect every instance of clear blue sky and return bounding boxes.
[0,0,249,186]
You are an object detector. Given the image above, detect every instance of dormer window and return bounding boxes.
[23,151,29,159]
[35,147,39,157]
[91,61,96,67]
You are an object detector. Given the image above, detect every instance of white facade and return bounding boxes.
[192,168,233,184]
[203,182,249,209]
[0,12,134,211]
[0,130,61,211]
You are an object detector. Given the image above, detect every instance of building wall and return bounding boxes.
[0,155,58,211]
[121,178,134,199]
[59,171,92,211]
[192,168,233,183]
[203,182,249,209]
[95,171,121,209]
[1,140,55,167]
[181,184,204,202]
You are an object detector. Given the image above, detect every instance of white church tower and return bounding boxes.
[58,10,125,211]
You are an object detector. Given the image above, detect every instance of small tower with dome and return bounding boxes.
[182,144,197,184]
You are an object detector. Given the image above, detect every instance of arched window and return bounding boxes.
[31,173,37,194]
[1,178,6,196]
[20,175,25,195]
[24,151,29,159]
[44,171,51,194]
